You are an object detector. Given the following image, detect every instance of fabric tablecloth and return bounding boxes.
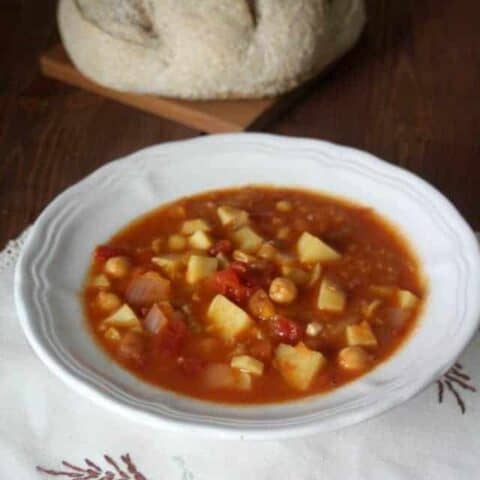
[1,230,478,480]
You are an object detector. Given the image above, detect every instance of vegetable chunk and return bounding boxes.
[102,304,141,330]
[232,226,264,252]
[346,321,378,347]
[275,342,326,391]
[186,255,218,284]
[297,232,341,263]
[181,218,211,235]
[207,294,254,342]
[151,255,183,279]
[217,205,249,228]
[317,278,346,312]
[104,327,121,342]
[203,363,252,390]
[396,289,419,309]
[231,355,264,376]
[189,230,213,250]
[337,346,371,371]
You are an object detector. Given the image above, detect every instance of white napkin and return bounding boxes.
[1,230,479,480]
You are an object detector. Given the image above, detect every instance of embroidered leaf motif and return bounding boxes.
[437,363,477,414]
[37,454,147,479]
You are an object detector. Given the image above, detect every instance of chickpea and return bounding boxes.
[337,346,371,371]
[269,277,298,304]
[96,291,121,311]
[104,256,130,278]
[233,250,256,263]
[248,289,276,320]
[257,242,277,260]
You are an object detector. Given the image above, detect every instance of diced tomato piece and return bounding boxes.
[208,239,233,256]
[161,318,188,353]
[213,268,241,291]
[178,357,206,376]
[249,339,273,361]
[270,316,303,344]
[212,267,253,304]
[94,245,128,261]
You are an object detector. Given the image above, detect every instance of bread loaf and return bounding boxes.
[58,0,366,99]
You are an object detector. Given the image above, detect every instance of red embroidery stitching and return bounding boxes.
[37,454,147,480]
[437,363,477,414]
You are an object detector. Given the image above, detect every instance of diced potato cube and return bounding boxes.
[104,327,121,342]
[151,254,183,279]
[207,294,254,341]
[346,321,378,347]
[168,234,187,251]
[90,274,110,289]
[102,304,141,330]
[297,232,341,263]
[203,363,252,390]
[231,355,264,376]
[186,255,218,284]
[235,371,253,390]
[308,263,322,287]
[257,242,278,260]
[275,342,326,391]
[188,230,213,250]
[306,322,323,337]
[337,346,371,371]
[396,290,419,309]
[281,265,309,286]
[217,205,249,228]
[232,226,264,253]
[180,218,211,235]
[317,278,346,312]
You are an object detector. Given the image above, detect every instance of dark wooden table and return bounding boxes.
[1,0,479,248]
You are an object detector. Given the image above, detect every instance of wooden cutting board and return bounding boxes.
[39,44,295,133]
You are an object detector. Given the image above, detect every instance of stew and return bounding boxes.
[84,186,425,403]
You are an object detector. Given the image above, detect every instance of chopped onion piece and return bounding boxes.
[144,303,168,334]
[125,272,171,307]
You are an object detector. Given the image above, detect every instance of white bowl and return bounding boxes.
[14,133,480,439]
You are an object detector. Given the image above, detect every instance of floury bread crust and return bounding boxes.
[58,0,366,99]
